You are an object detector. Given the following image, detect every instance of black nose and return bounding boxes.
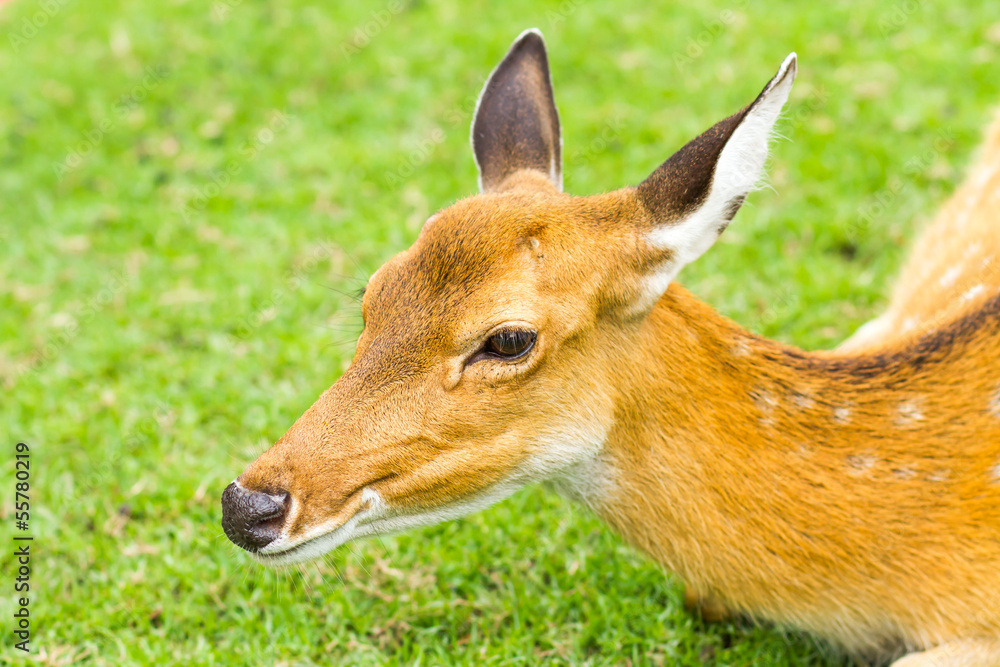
[221,482,289,552]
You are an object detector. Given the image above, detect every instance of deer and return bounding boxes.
[221,29,1000,666]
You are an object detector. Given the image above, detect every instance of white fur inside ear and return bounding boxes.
[647,53,797,276]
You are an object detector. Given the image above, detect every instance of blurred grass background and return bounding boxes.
[1,0,999,665]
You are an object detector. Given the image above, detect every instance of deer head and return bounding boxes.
[222,29,796,565]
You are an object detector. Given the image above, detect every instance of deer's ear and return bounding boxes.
[471,29,562,193]
[637,54,796,272]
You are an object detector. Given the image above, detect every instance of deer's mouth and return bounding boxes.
[250,488,388,566]
[250,475,534,566]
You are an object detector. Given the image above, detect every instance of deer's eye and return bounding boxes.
[483,329,536,360]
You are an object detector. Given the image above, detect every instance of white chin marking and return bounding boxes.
[252,421,613,566]
[252,488,387,566]
[251,480,545,567]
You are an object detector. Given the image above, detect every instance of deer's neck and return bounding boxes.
[584,284,1000,632]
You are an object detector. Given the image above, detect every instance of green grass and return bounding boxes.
[1,0,999,664]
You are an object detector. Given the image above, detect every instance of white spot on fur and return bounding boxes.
[731,338,753,357]
[892,467,917,481]
[753,388,778,428]
[962,284,986,302]
[791,391,815,410]
[846,454,877,476]
[895,400,924,427]
[991,460,1000,485]
[901,316,918,333]
[928,469,949,483]
[833,406,851,424]
[990,384,1000,418]
[938,264,963,288]
[529,237,540,250]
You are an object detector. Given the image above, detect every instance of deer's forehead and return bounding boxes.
[361,195,606,342]
[373,204,551,295]
[364,229,535,332]
[423,196,552,244]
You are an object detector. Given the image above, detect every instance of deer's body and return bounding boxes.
[222,31,1000,665]
[596,285,1000,655]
